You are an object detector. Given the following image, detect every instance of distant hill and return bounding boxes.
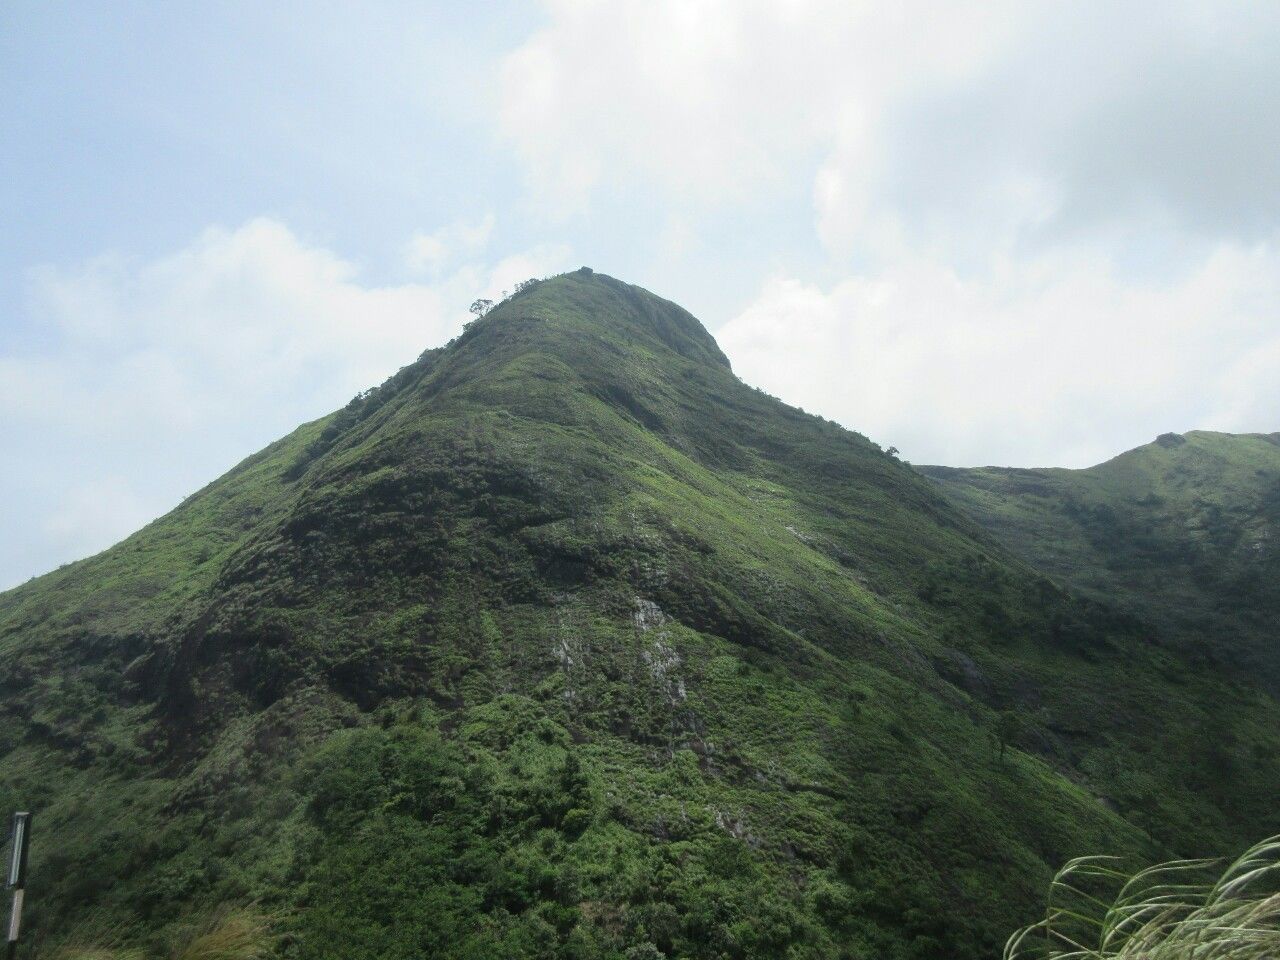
[3,272,1279,960]
[920,431,1280,692]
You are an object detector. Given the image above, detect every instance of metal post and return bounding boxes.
[5,813,31,960]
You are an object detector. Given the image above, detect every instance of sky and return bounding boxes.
[2,1,1279,588]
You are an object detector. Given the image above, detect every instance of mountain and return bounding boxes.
[919,431,1280,692]
[3,270,1278,960]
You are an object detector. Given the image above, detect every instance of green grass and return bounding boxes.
[920,430,1280,691]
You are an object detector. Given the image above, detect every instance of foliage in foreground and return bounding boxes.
[1007,836,1280,960]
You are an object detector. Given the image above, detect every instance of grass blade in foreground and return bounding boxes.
[1006,836,1280,959]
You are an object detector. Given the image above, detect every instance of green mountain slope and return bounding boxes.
[3,271,1279,960]
[919,431,1280,692]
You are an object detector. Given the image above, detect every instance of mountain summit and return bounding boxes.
[3,271,1278,960]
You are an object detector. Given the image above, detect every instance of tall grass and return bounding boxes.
[43,907,273,960]
[169,908,274,960]
[1006,836,1280,959]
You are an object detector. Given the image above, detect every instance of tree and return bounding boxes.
[469,298,493,319]
[995,710,1024,760]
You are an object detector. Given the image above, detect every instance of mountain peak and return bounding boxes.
[274,268,748,486]
[480,268,732,372]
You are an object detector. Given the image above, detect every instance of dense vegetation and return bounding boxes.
[920,431,1280,692]
[2,270,1278,959]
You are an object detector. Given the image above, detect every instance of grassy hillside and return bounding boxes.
[3,271,1279,960]
[920,431,1280,692]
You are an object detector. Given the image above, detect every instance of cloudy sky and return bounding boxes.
[3,1,1279,588]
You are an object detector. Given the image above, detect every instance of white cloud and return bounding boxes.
[717,240,1280,468]
[404,213,496,276]
[8,219,453,443]
[498,0,1020,212]
[827,2,1280,265]
[0,218,571,588]
[503,2,1280,254]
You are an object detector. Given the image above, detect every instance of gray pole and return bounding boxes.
[5,813,31,960]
